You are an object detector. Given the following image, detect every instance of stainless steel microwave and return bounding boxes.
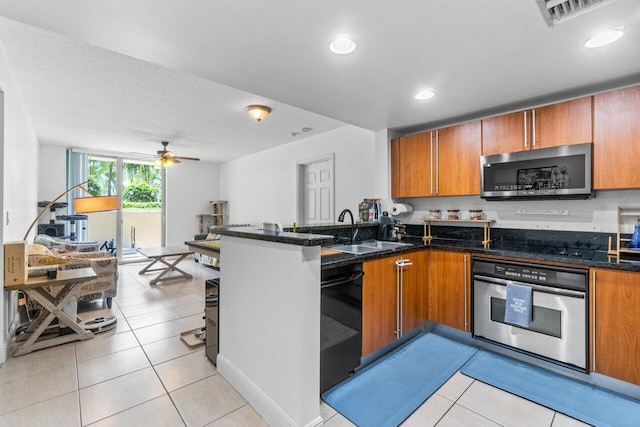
[480,143,593,200]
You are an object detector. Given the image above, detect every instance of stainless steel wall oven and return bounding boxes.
[472,258,589,371]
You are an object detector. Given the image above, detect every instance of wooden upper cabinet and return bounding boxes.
[390,132,432,198]
[533,96,592,149]
[593,85,640,190]
[482,97,593,156]
[437,120,481,196]
[481,111,527,156]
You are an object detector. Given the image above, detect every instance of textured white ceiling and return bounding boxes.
[0,0,639,163]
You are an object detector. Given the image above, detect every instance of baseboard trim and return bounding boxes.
[217,354,322,427]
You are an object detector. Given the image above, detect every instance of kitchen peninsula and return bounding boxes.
[207,227,333,427]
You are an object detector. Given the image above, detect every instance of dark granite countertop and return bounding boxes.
[214,226,335,246]
[198,223,640,273]
[321,236,640,272]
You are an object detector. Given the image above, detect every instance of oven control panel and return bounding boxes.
[494,264,553,283]
[473,258,587,291]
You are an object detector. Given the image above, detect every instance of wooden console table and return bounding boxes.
[6,267,97,356]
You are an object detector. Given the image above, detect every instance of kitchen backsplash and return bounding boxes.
[390,187,640,235]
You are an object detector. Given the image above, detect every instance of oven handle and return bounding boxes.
[473,275,585,298]
[321,272,364,288]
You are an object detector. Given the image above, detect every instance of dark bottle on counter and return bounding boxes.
[630,219,640,250]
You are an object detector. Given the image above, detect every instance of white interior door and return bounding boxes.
[299,155,334,225]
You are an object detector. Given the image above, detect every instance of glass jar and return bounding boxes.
[447,209,460,220]
[469,209,483,220]
[429,209,441,219]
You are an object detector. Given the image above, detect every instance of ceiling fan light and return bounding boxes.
[156,157,175,168]
[246,105,272,122]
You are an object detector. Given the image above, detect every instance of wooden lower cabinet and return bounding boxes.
[362,251,428,357]
[427,250,470,331]
[591,268,640,385]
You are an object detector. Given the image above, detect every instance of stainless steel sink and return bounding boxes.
[326,240,413,255]
[326,244,386,255]
[360,240,413,250]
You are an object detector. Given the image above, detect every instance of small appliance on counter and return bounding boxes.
[377,212,405,241]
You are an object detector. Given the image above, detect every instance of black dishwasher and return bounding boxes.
[205,278,219,365]
[320,263,363,391]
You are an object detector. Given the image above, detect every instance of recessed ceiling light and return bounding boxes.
[415,89,436,100]
[585,29,624,48]
[330,37,357,55]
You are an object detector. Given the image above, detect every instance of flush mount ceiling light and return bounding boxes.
[585,29,624,48]
[415,89,436,100]
[329,37,357,55]
[246,105,272,122]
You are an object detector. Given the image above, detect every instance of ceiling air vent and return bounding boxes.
[535,0,617,27]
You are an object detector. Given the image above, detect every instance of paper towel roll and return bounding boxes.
[391,203,413,215]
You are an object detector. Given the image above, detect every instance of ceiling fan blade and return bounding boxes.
[174,156,200,161]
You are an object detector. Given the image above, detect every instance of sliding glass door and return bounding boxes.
[79,152,165,263]
[120,159,163,262]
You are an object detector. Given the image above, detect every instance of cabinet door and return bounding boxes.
[390,132,432,198]
[362,257,397,357]
[437,121,481,196]
[592,268,640,385]
[593,85,640,190]
[400,250,429,334]
[481,111,527,156]
[428,250,470,331]
[533,97,592,149]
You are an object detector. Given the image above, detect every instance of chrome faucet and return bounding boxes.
[338,209,358,244]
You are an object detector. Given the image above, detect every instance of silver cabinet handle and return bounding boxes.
[430,132,434,195]
[435,130,439,195]
[532,109,536,148]
[524,111,528,149]
[592,270,596,372]
[464,255,468,331]
[396,260,401,338]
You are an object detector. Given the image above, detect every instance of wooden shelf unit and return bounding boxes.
[607,207,640,263]
[197,201,227,233]
[422,218,493,248]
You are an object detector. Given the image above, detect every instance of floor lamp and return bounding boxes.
[23,180,120,241]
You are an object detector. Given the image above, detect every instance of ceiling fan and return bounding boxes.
[156,141,200,167]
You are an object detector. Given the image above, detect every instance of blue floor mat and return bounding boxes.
[321,333,477,427]
[461,351,640,427]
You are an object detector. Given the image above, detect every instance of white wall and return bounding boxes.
[220,125,377,225]
[1,43,39,363]
[38,144,67,202]
[165,161,220,246]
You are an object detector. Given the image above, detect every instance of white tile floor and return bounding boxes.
[0,259,267,427]
[0,259,591,427]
